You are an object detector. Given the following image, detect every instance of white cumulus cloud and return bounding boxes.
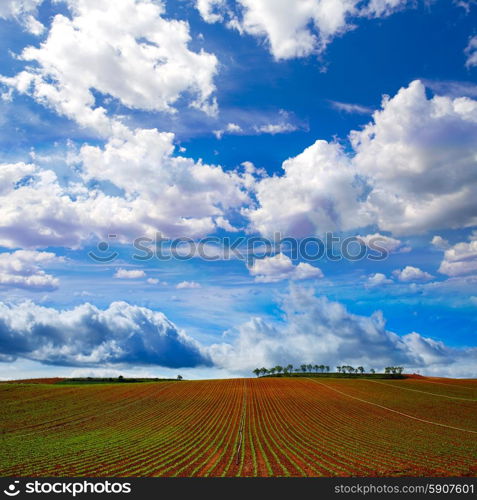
[248,80,477,237]
[79,127,249,233]
[366,273,393,287]
[0,2,248,251]
[351,80,477,236]
[249,253,323,283]
[0,0,43,19]
[438,233,477,277]
[0,250,60,291]
[209,286,477,377]
[214,122,243,139]
[357,233,409,254]
[196,0,409,60]
[0,301,210,367]
[393,266,434,283]
[114,269,146,279]
[246,140,369,237]
[196,0,227,23]
[431,235,451,250]
[0,127,250,248]
[1,0,218,137]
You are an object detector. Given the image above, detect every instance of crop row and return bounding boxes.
[1,380,245,477]
[237,378,477,476]
[1,377,476,477]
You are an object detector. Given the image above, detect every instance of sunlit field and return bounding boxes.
[1,377,476,477]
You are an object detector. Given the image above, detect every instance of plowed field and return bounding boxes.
[1,377,476,477]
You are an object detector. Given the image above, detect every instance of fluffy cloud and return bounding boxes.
[114,269,146,279]
[225,123,243,134]
[0,128,250,248]
[438,233,477,277]
[79,127,249,228]
[247,140,369,237]
[3,81,476,249]
[196,0,227,23]
[196,0,408,60]
[0,250,60,291]
[0,0,45,35]
[431,235,451,250]
[147,278,164,285]
[367,266,434,286]
[465,36,477,68]
[1,291,476,376]
[351,80,477,235]
[366,272,393,287]
[0,1,248,249]
[210,286,477,377]
[0,301,210,367]
[22,14,44,35]
[249,254,323,283]
[357,233,409,254]
[0,0,42,19]
[393,266,434,283]
[0,162,35,195]
[248,80,477,237]
[1,0,218,136]
[0,162,143,248]
[214,122,243,139]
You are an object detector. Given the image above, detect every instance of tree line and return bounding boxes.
[252,365,404,377]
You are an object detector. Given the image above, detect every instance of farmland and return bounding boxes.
[0,377,476,477]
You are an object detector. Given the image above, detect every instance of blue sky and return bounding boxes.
[0,0,476,380]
